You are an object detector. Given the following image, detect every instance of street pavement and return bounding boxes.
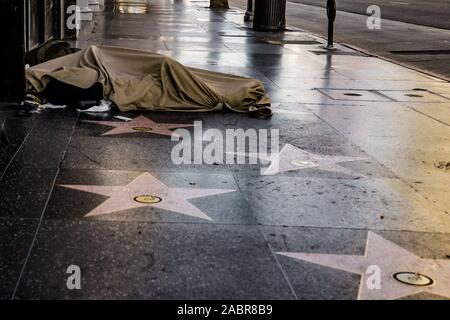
[231,0,450,79]
[0,0,450,299]
[289,0,450,29]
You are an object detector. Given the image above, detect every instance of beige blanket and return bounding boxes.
[26,45,272,117]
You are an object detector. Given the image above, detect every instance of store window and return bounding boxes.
[26,0,61,52]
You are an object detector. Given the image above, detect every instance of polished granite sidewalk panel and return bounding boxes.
[0,167,58,219]
[233,174,450,232]
[1,0,449,300]
[305,103,450,211]
[0,115,36,175]
[10,117,77,169]
[14,221,294,300]
[0,219,38,299]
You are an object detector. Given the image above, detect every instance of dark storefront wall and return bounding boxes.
[27,0,63,51]
[0,0,65,101]
[0,0,26,101]
[28,1,40,50]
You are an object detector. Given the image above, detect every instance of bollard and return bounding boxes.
[326,0,337,49]
[244,0,254,22]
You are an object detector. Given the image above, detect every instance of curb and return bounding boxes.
[229,4,450,83]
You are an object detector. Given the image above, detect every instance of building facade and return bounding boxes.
[0,0,102,101]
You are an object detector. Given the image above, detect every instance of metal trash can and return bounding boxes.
[253,0,286,31]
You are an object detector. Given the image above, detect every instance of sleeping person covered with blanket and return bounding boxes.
[25,45,272,118]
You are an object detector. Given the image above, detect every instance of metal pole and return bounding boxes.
[244,0,253,22]
[326,0,336,49]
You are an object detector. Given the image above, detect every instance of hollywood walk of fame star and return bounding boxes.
[59,172,236,220]
[84,115,196,137]
[277,232,450,300]
[231,144,368,176]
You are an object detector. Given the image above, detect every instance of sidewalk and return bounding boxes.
[231,0,450,80]
[1,0,450,300]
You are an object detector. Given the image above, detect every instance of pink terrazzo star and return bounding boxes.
[277,232,450,300]
[84,115,195,137]
[231,144,368,176]
[59,172,236,220]
[262,144,369,176]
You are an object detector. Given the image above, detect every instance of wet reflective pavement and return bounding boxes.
[115,0,149,14]
[1,0,450,300]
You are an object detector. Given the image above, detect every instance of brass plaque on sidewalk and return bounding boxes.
[134,195,163,204]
